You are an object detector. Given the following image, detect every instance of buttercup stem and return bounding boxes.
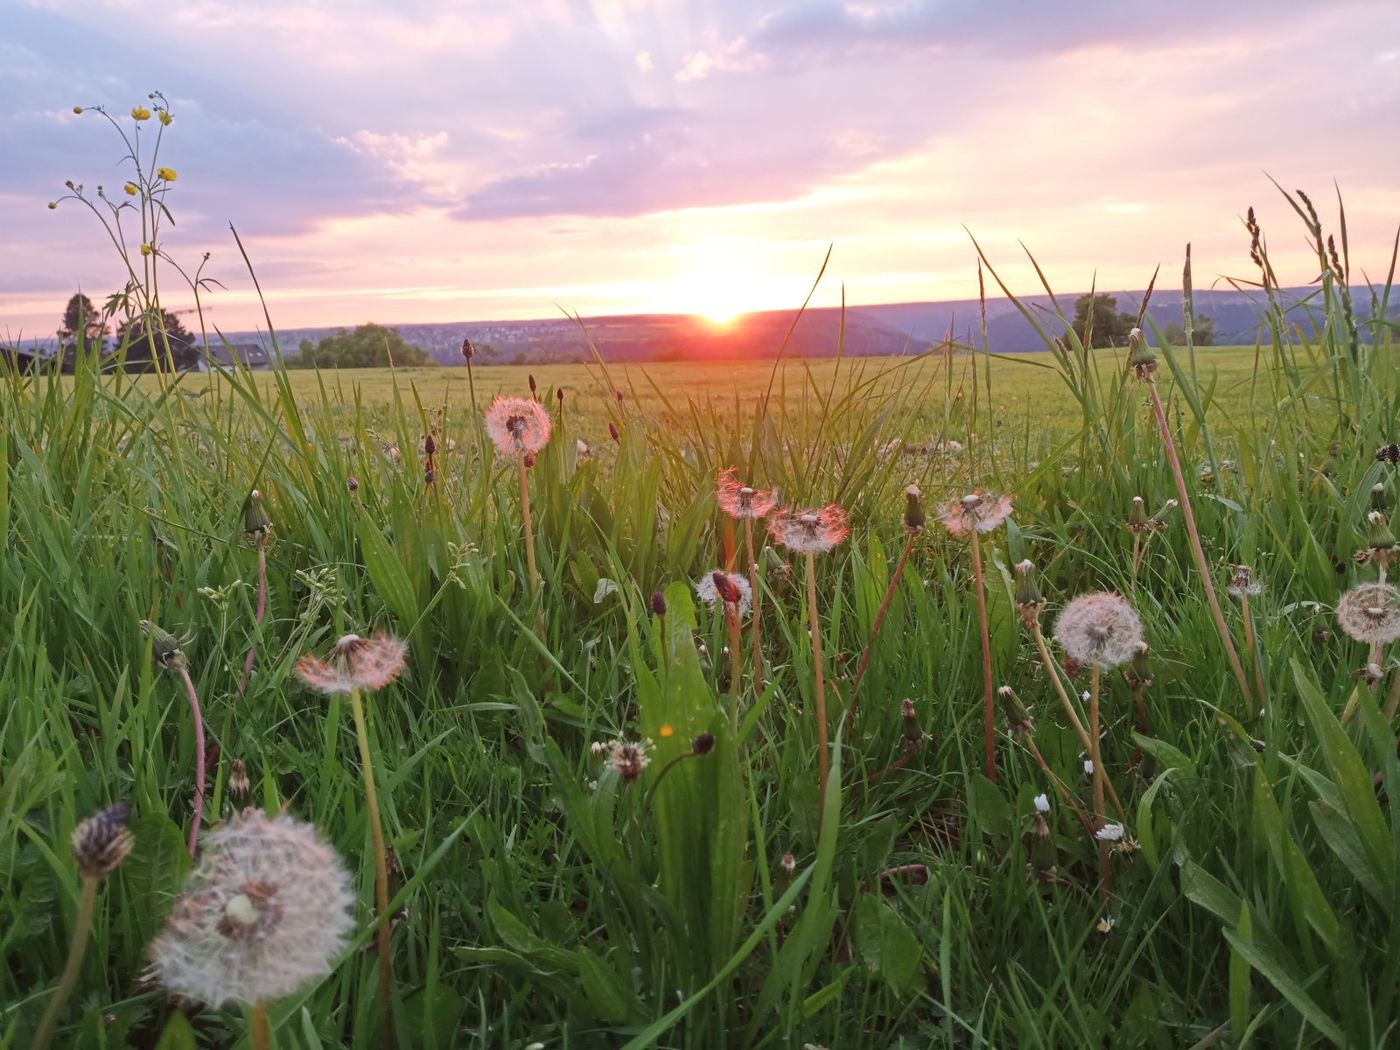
[349,688,394,1048]
[969,530,997,781]
[805,551,831,826]
[1146,380,1256,712]
[32,876,98,1050]
[178,666,205,857]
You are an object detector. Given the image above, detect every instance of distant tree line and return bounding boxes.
[1070,293,1214,348]
[290,324,435,369]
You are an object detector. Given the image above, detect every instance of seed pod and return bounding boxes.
[73,802,134,879]
[903,484,926,531]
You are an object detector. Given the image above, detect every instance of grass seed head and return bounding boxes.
[73,802,133,879]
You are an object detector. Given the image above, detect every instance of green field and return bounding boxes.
[9,239,1400,1048]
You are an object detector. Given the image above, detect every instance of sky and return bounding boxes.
[2,0,1398,337]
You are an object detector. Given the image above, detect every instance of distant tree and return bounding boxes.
[114,310,199,371]
[289,323,434,369]
[58,292,108,353]
[1162,314,1217,347]
[1071,293,1135,349]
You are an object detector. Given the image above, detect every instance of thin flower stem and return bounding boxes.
[805,551,831,825]
[725,601,743,728]
[349,689,394,1048]
[178,667,206,857]
[1028,620,1127,819]
[1089,664,1111,902]
[249,1003,270,1050]
[745,517,764,693]
[237,538,268,697]
[1240,595,1268,708]
[849,528,916,724]
[970,531,997,782]
[1021,736,1096,837]
[519,458,544,637]
[1146,380,1256,712]
[32,876,98,1050]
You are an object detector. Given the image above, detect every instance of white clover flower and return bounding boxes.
[1033,793,1050,814]
[150,810,354,1007]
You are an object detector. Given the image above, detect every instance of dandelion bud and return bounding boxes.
[1127,327,1157,380]
[1013,559,1043,617]
[228,759,251,799]
[998,686,1033,736]
[903,484,926,531]
[608,422,620,442]
[528,373,537,397]
[692,732,715,755]
[1125,640,1153,689]
[1127,496,1149,533]
[345,475,359,492]
[243,489,272,536]
[556,386,564,403]
[779,852,796,876]
[140,619,189,671]
[615,389,624,404]
[711,570,744,606]
[1366,510,1396,551]
[1371,483,1392,514]
[523,452,536,469]
[460,338,475,362]
[649,591,667,616]
[72,802,134,879]
[900,698,924,746]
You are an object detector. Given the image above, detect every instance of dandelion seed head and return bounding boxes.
[149,809,354,1008]
[769,504,849,554]
[1054,593,1144,668]
[484,396,551,457]
[1227,565,1263,598]
[939,490,1013,535]
[716,467,777,519]
[1336,582,1400,645]
[294,633,407,695]
[1096,823,1125,842]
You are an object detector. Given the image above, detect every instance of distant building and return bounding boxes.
[0,345,43,371]
[203,342,273,371]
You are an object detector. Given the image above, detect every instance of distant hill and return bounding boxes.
[201,284,1399,364]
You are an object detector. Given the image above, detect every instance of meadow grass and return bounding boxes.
[9,115,1400,1047]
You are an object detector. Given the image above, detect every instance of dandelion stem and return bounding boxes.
[1021,736,1096,837]
[1089,664,1111,901]
[969,530,997,782]
[519,457,544,637]
[849,528,916,724]
[805,551,831,826]
[1146,379,1256,712]
[745,517,764,693]
[1239,594,1268,708]
[249,1003,270,1050]
[349,688,394,1048]
[32,875,98,1050]
[178,666,206,857]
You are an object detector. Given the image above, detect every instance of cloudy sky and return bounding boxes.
[2,0,1398,335]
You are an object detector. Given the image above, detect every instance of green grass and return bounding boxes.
[7,199,1400,1048]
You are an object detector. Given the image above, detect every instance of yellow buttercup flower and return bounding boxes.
[131,106,152,121]
[140,243,153,257]
[124,182,139,196]
[156,167,177,182]
[72,106,84,115]
[159,110,173,126]
[658,724,674,738]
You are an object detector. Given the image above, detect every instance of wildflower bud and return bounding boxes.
[528,374,537,397]
[590,740,606,757]
[607,740,650,783]
[1377,443,1400,465]
[460,338,475,362]
[556,387,564,403]
[1127,496,1149,533]
[608,422,620,442]
[1028,811,1055,874]
[1372,483,1392,514]
[72,802,133,879]
[998,686,1034,736]
[1150,498,1179,527]
[1126,641,1153,689]
[1367,510,1396,551]
[140,619,188,671]
[649,591,667,616]
[159,110,173,126]
[346,476,359,492]
[900,698,924,746]
[1127,328,1157,380]
[523,452,536,469]
[243,489,272,536]
[712,570,743,606]
[779,852,796,876]
[615,389,624,404]
[424,466,436,485]
[228,759,251,799]
[424,434,437,456]
[48,201,57,210]
[692,732,715,755]
[1013,559,1042,614]
[903,484,925,531]
[124,181,139,196]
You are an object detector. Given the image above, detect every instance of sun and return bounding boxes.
[696,300,744,327]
